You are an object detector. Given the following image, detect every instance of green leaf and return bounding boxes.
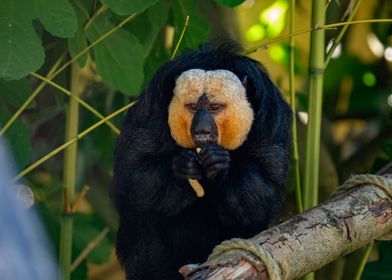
[127,0,170,59]
[0,78,33,108]
[71,261,87,280]
[148,0,170,27]
[381,140,392,159]
[0,0,44,80]
[73,214,111,265]
[99,0,159,15]
[86,15,144,96]
[171,0,211,51]
[214,0,245,8]
[0,106,31,169]
[363,241,392,280]
[34,0,78,38]
[68,0,90,66]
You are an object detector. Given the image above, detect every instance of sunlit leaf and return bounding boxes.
[259,0,288,37]
[86,15,144,96]
[260,0,288,24]
[245,24,265,42]
[268,44,287,63]
[362,71,377,87]
[99,0,159,15]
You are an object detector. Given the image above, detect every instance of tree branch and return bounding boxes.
[181,164,392,280]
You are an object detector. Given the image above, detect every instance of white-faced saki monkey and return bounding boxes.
[112,42,292,280]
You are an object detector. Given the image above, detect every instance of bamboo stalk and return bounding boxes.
[1,13,137,136]
[171,15,190,60]
[325,0,364,66]
[303,1,326,279]
[289,0,303,213]
[71,227,110,272]
[59,64,81,280]
[242,19,392,56]
[30,72,120,135]
[303,0,326,209]
[13,101,136,181]
[353,242,374,280]
[0,53,66,135]
[51,14,136,78]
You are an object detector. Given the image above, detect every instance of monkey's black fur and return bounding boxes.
[112,42,292,280]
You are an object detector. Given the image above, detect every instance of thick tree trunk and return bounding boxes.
[181,164,392,280]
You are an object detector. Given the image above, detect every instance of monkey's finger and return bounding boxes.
[200,144,224,154]
[206,163,229,179]
[200,153,230,168]
[173,155,198,168]
[199,145,229,159]
[181,150,199,160]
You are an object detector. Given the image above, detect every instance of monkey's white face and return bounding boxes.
[168,69,254,150]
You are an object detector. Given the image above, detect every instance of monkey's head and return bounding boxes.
[168,69,254,150]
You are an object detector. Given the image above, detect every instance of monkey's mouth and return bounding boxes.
[193,134,217,146]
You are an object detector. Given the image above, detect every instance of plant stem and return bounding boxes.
[52,13,136,78]
[242,18,392,56]
[30,72,120,135]
[59,63,81,280]
[171,15,190,60]
[303,0,326,277]
[71,227,110,272]
[325,0,364,66]
[13,101,136,181]
[0,53,66,135]
[303,0,326,209]
[84,5,108,30]
[1,13,137,136]
[289,0,303,213]
[353,242,373,280]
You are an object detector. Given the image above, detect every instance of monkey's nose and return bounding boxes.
[190,109,218,146]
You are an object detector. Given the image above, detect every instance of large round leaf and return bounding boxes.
[86,15,144,96]
[99,0,159,15]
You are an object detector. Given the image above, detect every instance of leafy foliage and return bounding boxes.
[0,0,391,279]
[215,0,245,8]
[363,241,392,280]
[0,0,45,80]
[86,15,145,96]
[100,0,159,16]
[34,0,78,38]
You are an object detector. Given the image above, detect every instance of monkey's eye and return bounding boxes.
[209,103,224,113]
[186,103,199,112]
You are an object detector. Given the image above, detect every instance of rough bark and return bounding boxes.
[181,164,392,280]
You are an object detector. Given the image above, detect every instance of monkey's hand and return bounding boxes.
[199,144,230,181]
[172,150,203,181]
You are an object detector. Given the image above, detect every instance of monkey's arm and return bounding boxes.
[113,153,199,216]
[216,148,288,234]
[112,123,200,217]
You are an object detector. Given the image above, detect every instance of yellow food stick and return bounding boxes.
[188,148,205,197]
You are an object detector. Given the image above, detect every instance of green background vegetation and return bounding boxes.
[1,0,392,279]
